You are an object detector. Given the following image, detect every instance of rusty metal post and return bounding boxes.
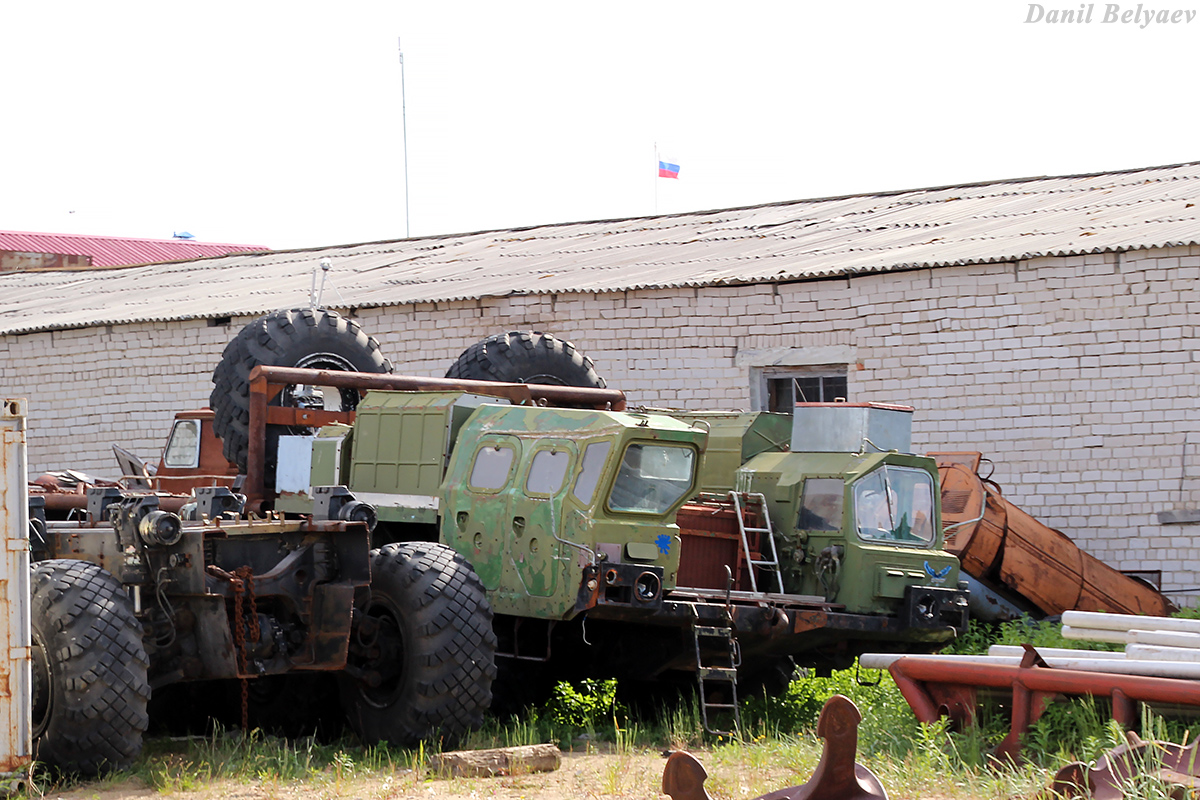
[0,399,31,789]
[246,373,270,510]
[1110,687,1135,728]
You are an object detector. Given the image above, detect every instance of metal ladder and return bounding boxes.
[692,611,741,736]
[729,491,784,594]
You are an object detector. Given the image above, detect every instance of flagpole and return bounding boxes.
[398,38,410,238]
[654,142,658,215]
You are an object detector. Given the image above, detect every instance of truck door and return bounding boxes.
[445,435,522,591]
[508,441,577,599]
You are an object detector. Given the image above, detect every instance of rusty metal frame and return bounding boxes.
[244,365,627,506]
[0,399,31,780]
[888,646,1200,761]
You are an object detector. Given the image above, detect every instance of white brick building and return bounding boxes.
[3,163,1199,596]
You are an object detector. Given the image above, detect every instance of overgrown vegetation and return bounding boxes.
[23,614,1200,799]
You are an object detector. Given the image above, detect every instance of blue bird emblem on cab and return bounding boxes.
[924,561,951,585]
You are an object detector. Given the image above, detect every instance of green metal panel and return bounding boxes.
[669,412,790,494]
[311,424,351,487]
[351,391,450,497]
[344,391,500,524]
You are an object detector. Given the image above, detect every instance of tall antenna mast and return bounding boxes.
[398,38,410,238]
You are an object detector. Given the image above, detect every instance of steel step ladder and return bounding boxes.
[729,491,784,594]
[692,613,741,736]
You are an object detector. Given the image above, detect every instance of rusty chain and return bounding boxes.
[235,565,261,641]
[209,564,260,731]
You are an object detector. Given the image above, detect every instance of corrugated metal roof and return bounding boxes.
[2,161,1199,336]
[0,231,268,268]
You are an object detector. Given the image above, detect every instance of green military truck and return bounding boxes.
[27,309,968,774]
[209,310,968,730]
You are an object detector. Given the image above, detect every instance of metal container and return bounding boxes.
[0,399,31,784]
[791,402,913,454]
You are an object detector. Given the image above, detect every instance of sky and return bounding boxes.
[1,1,1196,250]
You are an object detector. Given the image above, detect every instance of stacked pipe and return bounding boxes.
[862,610,1200,674]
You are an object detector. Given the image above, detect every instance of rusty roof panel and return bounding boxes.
[2,162,1200,335]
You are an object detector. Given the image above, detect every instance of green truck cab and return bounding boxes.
[671,403,967,675]
[738,449,960,616]
[278,391,966,725]
[438,404,704,619]
[279,392,707,624]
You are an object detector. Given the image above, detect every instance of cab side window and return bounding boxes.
[571,441,612,506]
[469,445,516,491]
[526,449,572,495]
[798,478,843,531]
[163,419,201,469]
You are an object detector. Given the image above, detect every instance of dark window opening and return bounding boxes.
[767,374,848,413]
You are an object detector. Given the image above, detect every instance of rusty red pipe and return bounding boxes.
[889,657,1200,707]
[253,365,627,411]
[888,655,1200,760]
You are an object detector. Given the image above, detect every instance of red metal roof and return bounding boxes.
[0,230,268,269]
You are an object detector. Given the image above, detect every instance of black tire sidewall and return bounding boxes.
[340,542,496,748]
[209,308,391,472]
[445,331,605,388]
[30,559,149,775]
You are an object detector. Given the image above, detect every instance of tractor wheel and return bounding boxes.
[340,542,496,748]
[445,331,606,388]
[209,308,392,473]
[30,560,150,775]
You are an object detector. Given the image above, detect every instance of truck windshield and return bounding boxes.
[607,444,695,515]
[853,465,935,545]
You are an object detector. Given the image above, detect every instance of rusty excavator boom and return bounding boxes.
[933,451,1175,621]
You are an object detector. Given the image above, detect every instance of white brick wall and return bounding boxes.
[6,246,1199,599]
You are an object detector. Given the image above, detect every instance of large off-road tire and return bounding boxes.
[340,542,496,748]
[30,560,150,775]
[210,308,392,472]
[445,331,606,388]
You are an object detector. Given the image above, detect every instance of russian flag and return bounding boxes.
[658,155,680,179]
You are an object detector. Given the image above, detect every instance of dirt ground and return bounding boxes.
[42,748,820,800]
[45,750,688,800]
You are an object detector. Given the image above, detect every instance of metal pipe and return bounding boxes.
[1063,625,1200,647]
[868,651,1200,679]
[1062,625,1134,644]
[889,656,1200,712]
[252,365,627,411]
[860,652,1002,669]
[1126,644,1200,663]
[988,645,1117,659]
[1063,609,1200,634]
[1129,629,1200,648]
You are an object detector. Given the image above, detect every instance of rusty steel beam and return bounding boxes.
[253,366,627,411]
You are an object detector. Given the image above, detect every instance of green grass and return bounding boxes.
[24,613,1200,799]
